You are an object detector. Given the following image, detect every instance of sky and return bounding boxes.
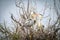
[0,0,60,29]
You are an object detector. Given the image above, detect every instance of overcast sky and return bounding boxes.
[0,0,60,29]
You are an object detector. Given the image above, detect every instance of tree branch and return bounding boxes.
[11,14,22,26]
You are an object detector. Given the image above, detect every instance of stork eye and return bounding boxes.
[34,20,36,23]
[29,19,32,20]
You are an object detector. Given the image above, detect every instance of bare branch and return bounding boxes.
[16,0,25,14]
[42,1,47,15]
[11,14,22,26]
[27,0,29,13]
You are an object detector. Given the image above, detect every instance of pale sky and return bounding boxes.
[0,0,60,29]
